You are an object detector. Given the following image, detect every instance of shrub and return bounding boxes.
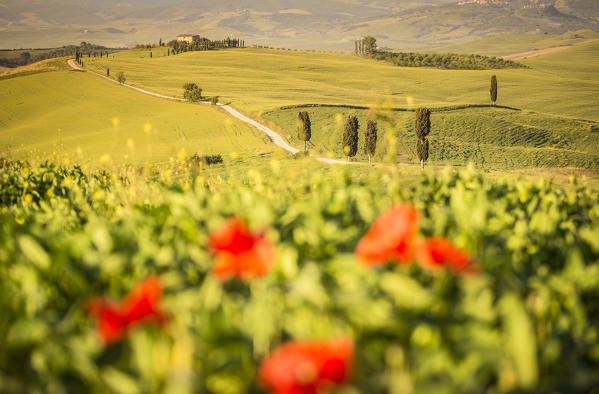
[183,83,202,102]
[188,153,223,166]
[211,96,219,105]
[116,72,126,84]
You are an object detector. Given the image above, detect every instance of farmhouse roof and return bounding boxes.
[178,34,199,37]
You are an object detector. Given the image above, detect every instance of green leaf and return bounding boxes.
[18,235,50,269]
[499,293,538,389]
[380,272,433,310]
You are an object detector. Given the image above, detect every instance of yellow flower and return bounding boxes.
[177,149,187,162]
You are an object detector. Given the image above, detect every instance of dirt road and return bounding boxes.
[67,59,365,164]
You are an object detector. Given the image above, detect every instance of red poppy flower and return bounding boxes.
[259,338,354,394]
[209,218,276,281]
[87,276,168,344]
[355,204,419,266]
[417,237,477,275]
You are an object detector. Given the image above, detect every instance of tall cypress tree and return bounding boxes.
[415,108,431,170]
[343,115,359,161]
[107,68,110,77]
[297,111,312,153]
[364,120,378,164]
[490,75,498,106]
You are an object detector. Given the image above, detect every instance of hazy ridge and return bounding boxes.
[0,0,597,49]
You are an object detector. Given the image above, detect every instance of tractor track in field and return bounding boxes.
[68,59,357,166]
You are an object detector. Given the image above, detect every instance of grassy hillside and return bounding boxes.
[84,41,599,121]
[0,60,274,166]
[264,106,599,168]
[425,29,599,57]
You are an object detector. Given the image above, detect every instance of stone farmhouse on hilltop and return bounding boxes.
[177,34,201,43]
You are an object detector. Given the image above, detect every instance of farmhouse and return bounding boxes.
[177,34,201,43]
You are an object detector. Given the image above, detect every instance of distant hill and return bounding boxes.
[0,0,597,49]
[358,0,599,49]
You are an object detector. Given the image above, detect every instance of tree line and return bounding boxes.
[168,37,244,55]
[356,36,526,70]
[0,42,115,68]
[296,111,379,164]
[296,75,500,168]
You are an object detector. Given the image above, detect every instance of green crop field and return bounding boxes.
[0,60,275,166]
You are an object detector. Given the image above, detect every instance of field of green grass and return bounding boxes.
[0,60,275,166]
[83,41,599,122]
[80,40,599,169]
[263,107,599,168]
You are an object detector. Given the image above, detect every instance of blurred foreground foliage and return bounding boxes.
[1,158,599,393]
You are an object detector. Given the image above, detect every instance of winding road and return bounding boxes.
[68,59,353,165]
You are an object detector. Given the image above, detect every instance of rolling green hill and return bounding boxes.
[84,41,599,121]
[263,106,599,168]
[0,60,274,166]
[77,40,599,169]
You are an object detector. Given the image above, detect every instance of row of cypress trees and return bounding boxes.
[296,75,499,168]
[297,112,379,164]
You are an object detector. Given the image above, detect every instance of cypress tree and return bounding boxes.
[364,120,378,164]
[107,68,110,77]
[297,111,312,153]
[415,108,431,169]
[343,115,359,161]
[168,49,170,56]
[150,52,152,58]
[490,75,498,106]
